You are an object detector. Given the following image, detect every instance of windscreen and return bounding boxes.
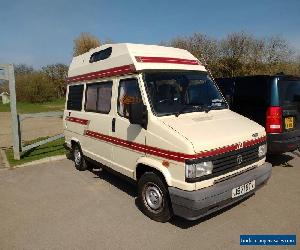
[144,71,227,116]
[278,79,300,105]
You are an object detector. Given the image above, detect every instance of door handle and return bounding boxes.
[112,118,116,132]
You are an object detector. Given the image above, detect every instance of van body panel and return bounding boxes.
[146,117,196,156]
[82,112,113,166]
[111,116,146,178]
[159,110,265,154]
[64,111,87,149]
[135,156,196,190]
[68,43,206,80]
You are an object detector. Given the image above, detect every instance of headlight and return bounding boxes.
[258,144,267,157]
[185,161,213,179]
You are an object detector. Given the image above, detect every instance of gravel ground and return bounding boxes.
[0,112,63,148]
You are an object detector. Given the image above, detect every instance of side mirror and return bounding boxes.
[128,103,148,129]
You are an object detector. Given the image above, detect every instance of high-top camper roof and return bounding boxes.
[67,43,206,83]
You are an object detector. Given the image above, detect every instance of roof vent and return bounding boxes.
[89,47,112,63]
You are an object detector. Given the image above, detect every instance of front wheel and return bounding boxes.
[72,144,88,171]
[138,172,172,222]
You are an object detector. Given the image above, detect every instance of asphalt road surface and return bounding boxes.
[0,153,299,250]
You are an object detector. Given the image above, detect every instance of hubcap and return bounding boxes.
[144,183,163,211]
[74,148,81,165]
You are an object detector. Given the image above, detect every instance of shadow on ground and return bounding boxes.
[67,150,296,229]
[267,151,299,167]
[169,195,253,229]
[75,160,255,229]
[89,164,137,198]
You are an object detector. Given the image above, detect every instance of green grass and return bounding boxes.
[0,98,65,113]
[6,137,67,167]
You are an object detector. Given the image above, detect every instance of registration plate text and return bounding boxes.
[232,180,255,198]
[285,117,294,130]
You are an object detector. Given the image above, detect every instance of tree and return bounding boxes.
[262,36,294,74]
[167,33,220,76]
[219,32,256,77]
[42,64,68,98]
[73,32,101,56]
[15,71,56,103]
[14,64,34,75]
[0,81,8,93]
[12,63,60,103]
[265,36,293,64]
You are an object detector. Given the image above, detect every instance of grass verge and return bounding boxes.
[0,98,65,113]
[6,137,66,167]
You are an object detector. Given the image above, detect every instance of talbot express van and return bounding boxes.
[63,44,272,222]
[216,75,300,154]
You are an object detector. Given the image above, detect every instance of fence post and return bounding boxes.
[8,64,21,160]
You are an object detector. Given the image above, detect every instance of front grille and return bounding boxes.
[186,142,265,183]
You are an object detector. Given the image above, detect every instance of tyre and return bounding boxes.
[138,172,173,222]
[72,143,88,171]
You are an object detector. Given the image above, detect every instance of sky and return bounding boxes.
[0,0,300,68]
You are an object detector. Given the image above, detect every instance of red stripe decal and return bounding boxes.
[85,129,266,162]
[66,116,89,125]
[67,64,136,83]
[135,56,201,65]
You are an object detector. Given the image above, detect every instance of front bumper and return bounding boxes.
[168,162,272,221]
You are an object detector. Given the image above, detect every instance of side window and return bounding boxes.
[67,84,84,111]
[85,84,98,111]
[85,81,112,113]
[97,83,112,113]
[118,78,142,118]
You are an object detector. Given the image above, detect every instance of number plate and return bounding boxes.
[232,180,255,198]
[285,117,294,130]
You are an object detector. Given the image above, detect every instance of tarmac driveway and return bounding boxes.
[0,153,299,250]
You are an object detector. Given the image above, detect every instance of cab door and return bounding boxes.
[111,77,146,178]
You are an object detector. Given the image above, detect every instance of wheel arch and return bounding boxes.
[135,157,172,186]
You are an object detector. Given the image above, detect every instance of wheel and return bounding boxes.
[72,144,88,171]
[138,172,173,222]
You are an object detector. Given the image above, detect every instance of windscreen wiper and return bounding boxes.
[211,99,227,105]
[210,99,228,109]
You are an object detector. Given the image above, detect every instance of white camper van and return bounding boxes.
[64,43,272,222]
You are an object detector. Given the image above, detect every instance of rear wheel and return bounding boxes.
[72,144,88,171]
[138,172,172,222]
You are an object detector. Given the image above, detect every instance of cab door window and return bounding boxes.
[118,78,142,118]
